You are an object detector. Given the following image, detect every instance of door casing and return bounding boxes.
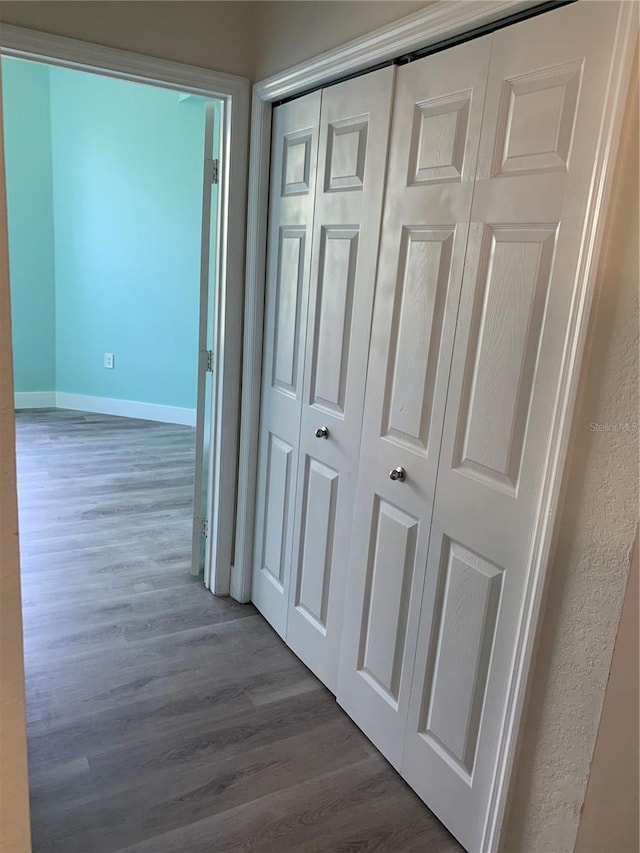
[0,25,250,595]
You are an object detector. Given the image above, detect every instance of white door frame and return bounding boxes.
[233,1,637,849]
[192,100,217,580]
[0,25,250,596]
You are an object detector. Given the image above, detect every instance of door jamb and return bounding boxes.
[0,25,250,597]
[233,1,638,849]
[192,100,217,580]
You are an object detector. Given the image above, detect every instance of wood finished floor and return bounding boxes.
[16,409,461,853]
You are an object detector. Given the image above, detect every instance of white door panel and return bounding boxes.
[402,4,625,850]
[251,93,321,637]
[287,67,395,692]
[337,36,493,766]
[294,456,339,630]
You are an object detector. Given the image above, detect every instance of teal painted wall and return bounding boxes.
[49,68,207,409]
[2,58,56,393]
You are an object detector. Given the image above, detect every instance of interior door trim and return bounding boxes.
[234,2,638,849]
[0,23,250,597]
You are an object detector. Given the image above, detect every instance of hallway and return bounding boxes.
[16,409,459,852]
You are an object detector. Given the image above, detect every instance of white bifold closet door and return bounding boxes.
[337,3,625,851]
[252,67,395,691]
[251,91,321,639]
[337,32,493,767]
[287,69,395,691]
[402,5,625,849]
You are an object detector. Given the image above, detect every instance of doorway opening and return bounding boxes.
[0,41,251,851]
[2,54,225,585]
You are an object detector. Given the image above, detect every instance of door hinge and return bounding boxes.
[200,349,214,373]
[194,517,209,538]
[205,158,219,184]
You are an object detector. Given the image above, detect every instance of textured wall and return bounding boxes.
[0,1,433,82]
[575,529,639,853]
[0,80,31,853]
[0,2,255,79]
[1,58,56,393]
[252,1,431,79]
[503,54,639,853]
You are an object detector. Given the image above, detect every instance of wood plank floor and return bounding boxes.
[16,409,461,853]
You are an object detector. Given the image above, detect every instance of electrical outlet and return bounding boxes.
[104,353,114,369]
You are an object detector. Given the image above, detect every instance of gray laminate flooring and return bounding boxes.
[16,408,461,853]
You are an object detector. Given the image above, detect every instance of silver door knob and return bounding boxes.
[389,466,406,482]
[315,426,329,439]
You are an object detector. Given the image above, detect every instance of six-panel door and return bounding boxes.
[401,4,624,850]
[286,67,395,692]
[336,35,493,767]
[251,93,321,637]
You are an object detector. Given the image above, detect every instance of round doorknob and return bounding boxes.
[315,426,329,439]
[389,466,406,482]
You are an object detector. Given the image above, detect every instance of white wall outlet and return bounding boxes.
[104,353,114,369]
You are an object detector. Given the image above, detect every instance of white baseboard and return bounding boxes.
[54,393,196,426]
[14,391,56,409]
